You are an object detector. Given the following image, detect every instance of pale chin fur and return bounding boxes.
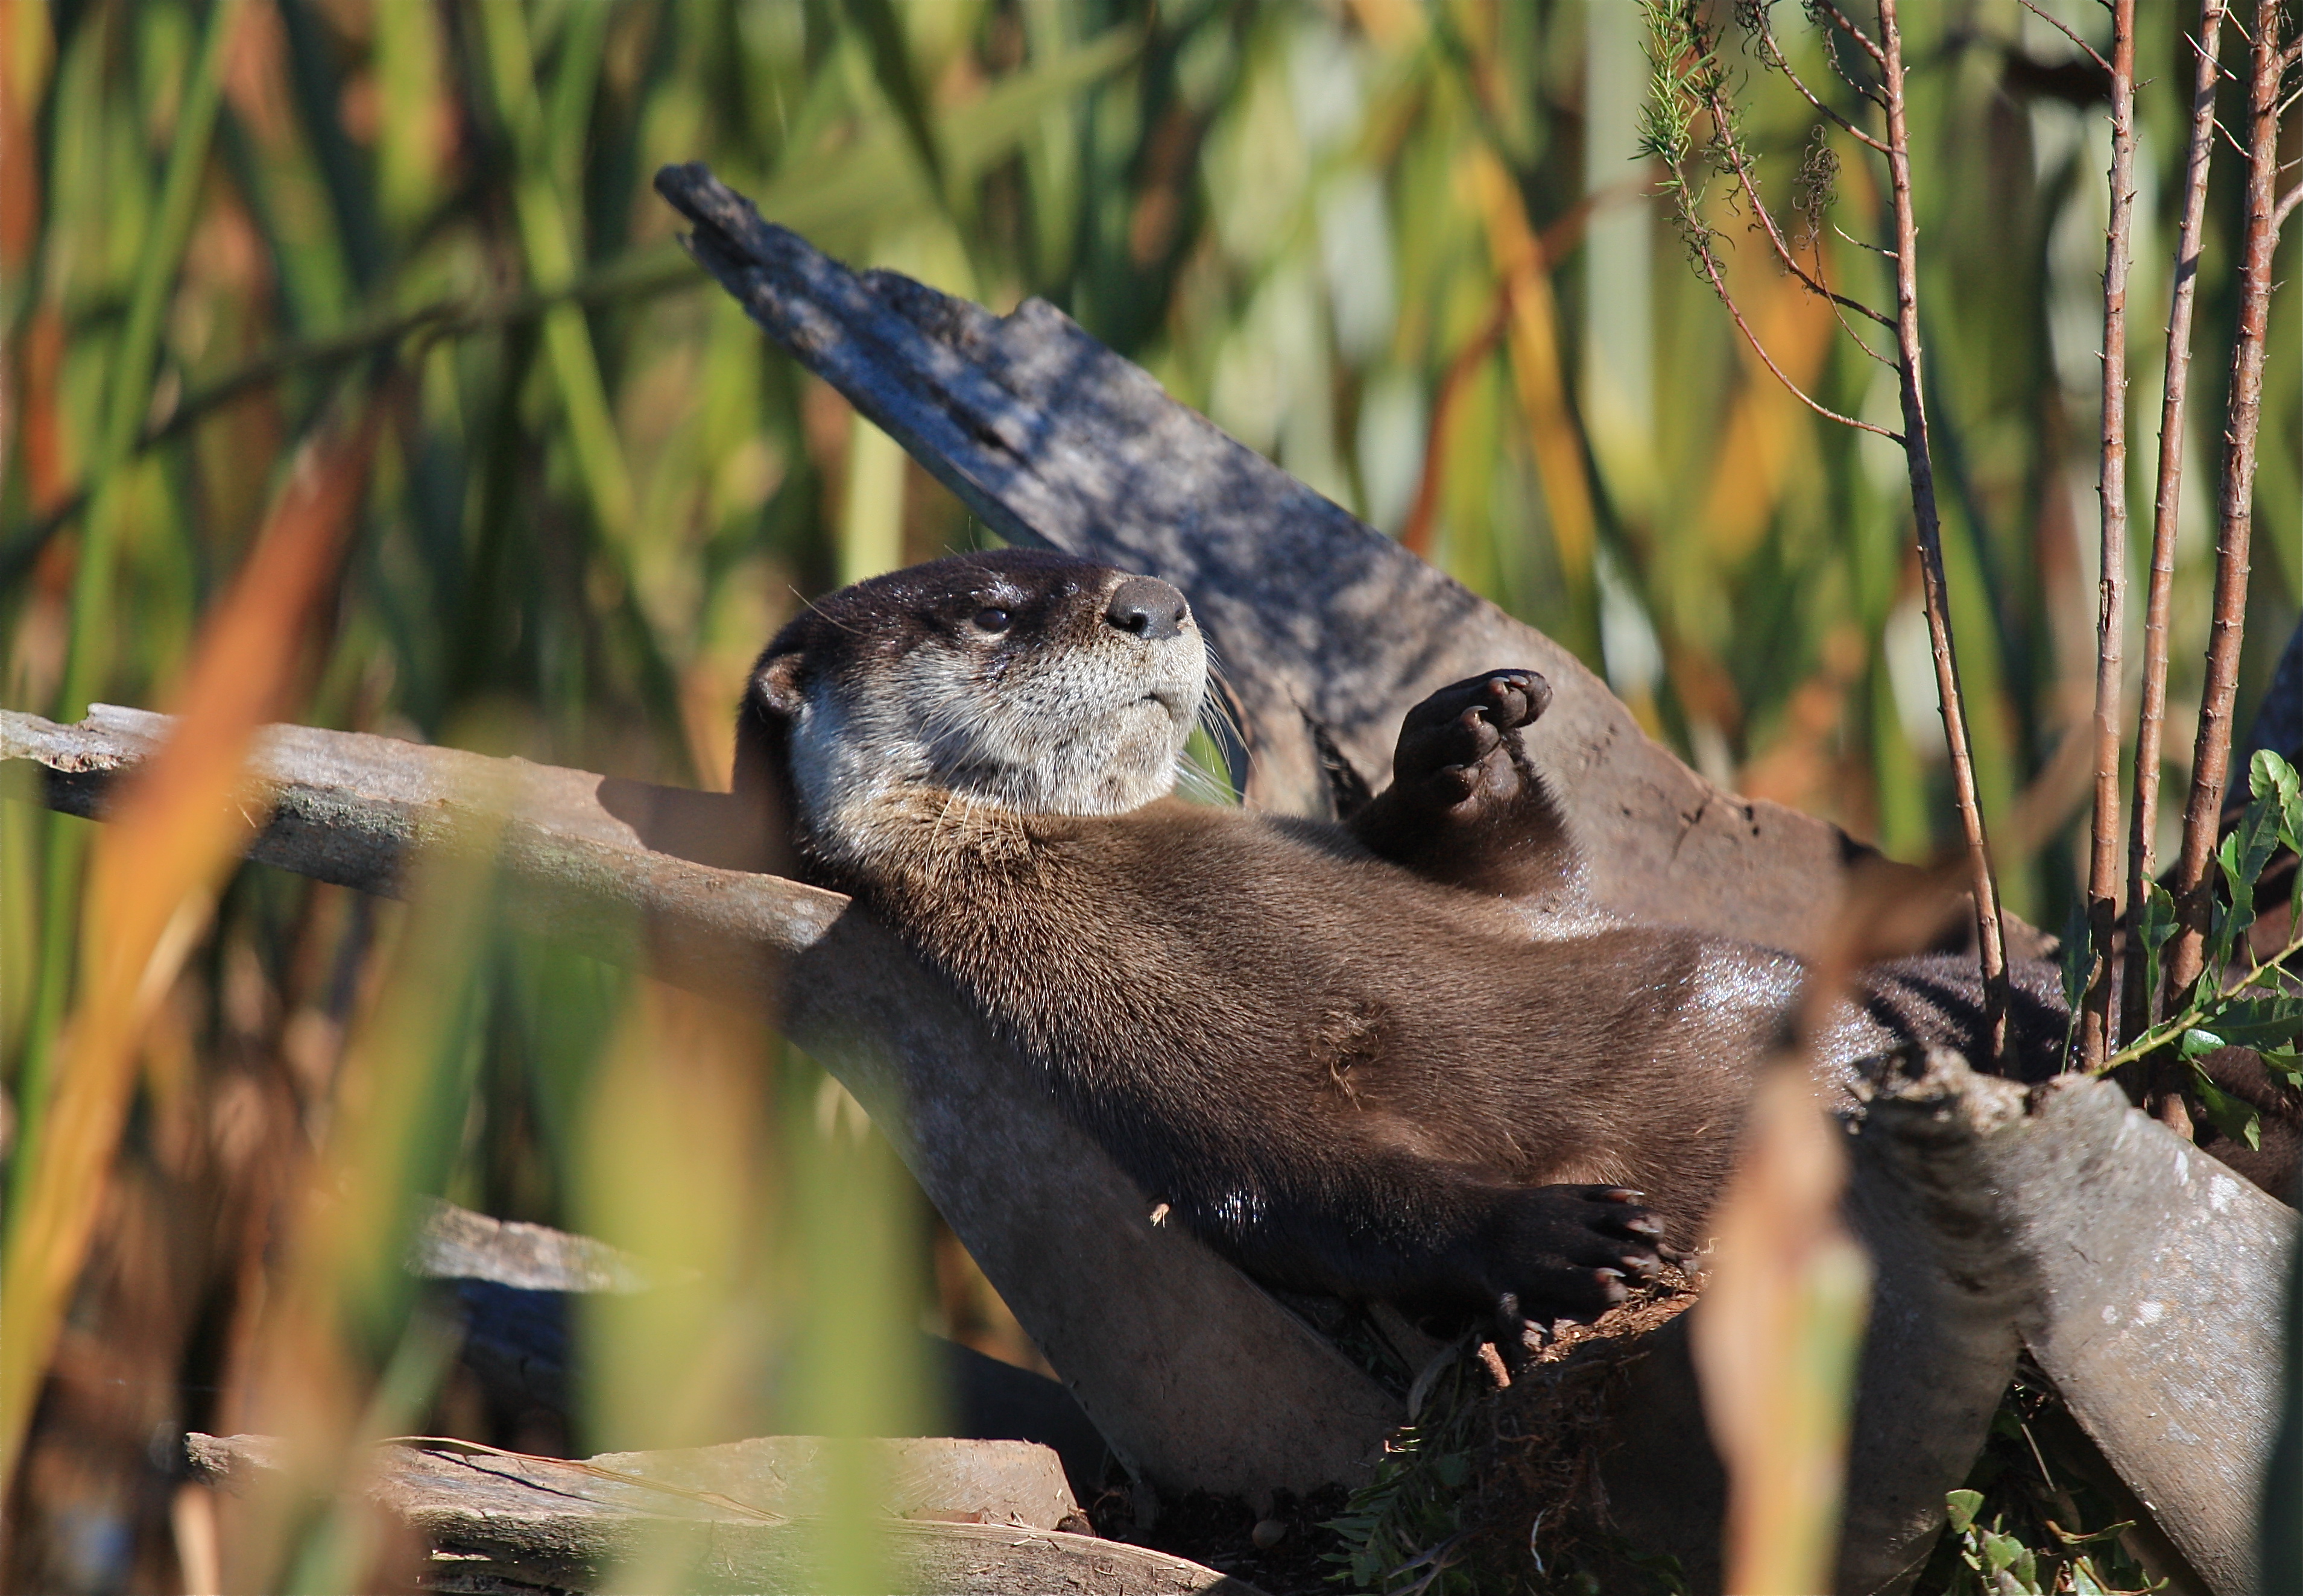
[785,625,1207,865]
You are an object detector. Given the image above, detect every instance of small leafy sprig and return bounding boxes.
[2094,748,2303,1149]
[1636,0,1739,275]
[1938,1485,2157,1595]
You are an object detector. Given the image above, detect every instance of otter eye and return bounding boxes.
[971,607,1012,634]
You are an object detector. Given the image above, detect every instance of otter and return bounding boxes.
[734,548,2068,1329]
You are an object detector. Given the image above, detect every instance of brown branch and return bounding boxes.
[1705,88,1897,328]
[2017,0,2115,73]
[1692,241,1903,440]
[2121,0,2228,1055]
[1736,8,1894,153]
[2079,0,2138,1071]
[1878,0,2013,1064]
[2275,180,2303,229]
[2161,0,2290,1116]
[1810,0,1890,65]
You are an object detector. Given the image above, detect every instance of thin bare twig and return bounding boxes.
[1878,0,2014,1064]
[2079,0,2138,1071]
[1771,57,1894,151]
[1830,222,1897,257]
[1641,2,1899,438]
[2161,0,2290,1117]
[1810,0,1889,64]
[1693,242,1903,440]
[1736,5,1894,150]
[2123,0,2229,1058]
[2275,180,2303,227]
[2017,0,2115,72]
[1704,88,1898,327]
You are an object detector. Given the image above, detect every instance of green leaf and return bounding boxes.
[2181,1027,2226,1058]
[2196,995,2303,1049]
[2140,882,2180,951]
[2249,746,2299,813]
[2214,795,2284,966]
[2058,896,2090,1011]
[2193,1067,2264,1150]
[2260,1048,2303,1079]
[1945,1488,1984,1533]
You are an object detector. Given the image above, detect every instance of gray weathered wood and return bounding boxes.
[3,705,1400,1500]
[652,162,1888,959]
[1597,1053,2039,1596]
[185,1433,1253,1594]
[1597,1052,2293,1596]
[409,1197,661,1294]
[1994,1072,2296,1596]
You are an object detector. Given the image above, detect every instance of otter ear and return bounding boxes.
[731,652,804,875]
[750,651,808,718]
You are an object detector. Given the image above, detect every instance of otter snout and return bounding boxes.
[1105,575,1189,642]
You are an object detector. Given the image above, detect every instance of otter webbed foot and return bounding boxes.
[1470,1184,1664,1337]
[1348,669,1579,900]
[1391,670,1550,816]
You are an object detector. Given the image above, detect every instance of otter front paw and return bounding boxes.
[1470,1184,1663,1332]
[1392,670,1551,816]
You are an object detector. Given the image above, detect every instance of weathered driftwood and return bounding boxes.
[1596,1051,2295,1596]
[16,709,2293,1593]
[184,1432,1249,1595]
[651,161,1906,960]
[411,1197,662,1295]
[409,1197,1112,1497]
[2,704,1403,1500]
[11,176,2299,1584]
[1994,1069,2296,1595]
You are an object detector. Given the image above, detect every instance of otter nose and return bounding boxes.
[1104,576,1189,642]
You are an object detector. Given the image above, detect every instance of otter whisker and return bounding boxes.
[784,583,870,637]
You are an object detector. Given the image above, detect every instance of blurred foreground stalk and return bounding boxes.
[0,393,385,1505]
[221,829,499,1593]
[1692,1066,1871,1595]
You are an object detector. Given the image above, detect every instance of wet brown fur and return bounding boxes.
[734,549,1847,1323]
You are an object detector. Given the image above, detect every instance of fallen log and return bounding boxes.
[184,1431,1249,1595]
[408,1197,1112,1497]
[649,161,1926,962]
[10,175,2299,1586]
[3,703,1401,1500]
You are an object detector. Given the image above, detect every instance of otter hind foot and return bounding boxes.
[1476,1184,1664,1339]
[1349,668,1578,900]
[1392,669,1551,815]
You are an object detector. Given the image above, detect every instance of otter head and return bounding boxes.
[736,549,1207,867]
